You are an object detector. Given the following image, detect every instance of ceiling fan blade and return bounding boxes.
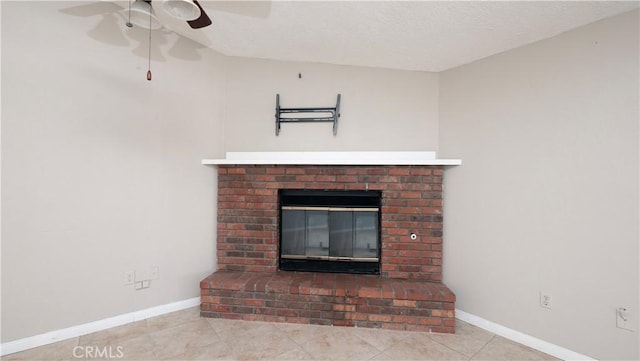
[188,0,212,29]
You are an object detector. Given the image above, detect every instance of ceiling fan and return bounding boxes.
[126,0,212,30]
[124,0,212,81]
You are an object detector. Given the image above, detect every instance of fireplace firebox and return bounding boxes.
[279,189,381,274]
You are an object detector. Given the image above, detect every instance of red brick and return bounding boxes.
[294,175,314,182]
[418,317,443,326]
[430,326,455,334]
[227,168,246,175]
[211,305,231,312]
[401,192,422,199]
[381,264,398,272]
[332,320,355,327]
[368,314,392,322]
[410,168,432,175]
[266,167,285,174]
[367,168,387,176]
[243,299,265,307]
[201,296,221,304]
[285,168,305,175]
[431,309,454,318]
[359,287,381,298]
[407,199,432,207]
[386,271,409,279]
[392,316,417,324]
[315,175,336,182]
[381,284,395,299]
[309,287,333,296]
[388,168,410,176]
[344,297,365,305]
[336,175,358,183]
[276,309,299,317]
[392,299,417,308]
[333,304,356,312]
[388,228,410,236]
[253,189,273,197]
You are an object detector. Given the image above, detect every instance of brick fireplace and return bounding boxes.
[200,152,460,333]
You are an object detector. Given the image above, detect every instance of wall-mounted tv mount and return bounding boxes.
[275,94,341,136]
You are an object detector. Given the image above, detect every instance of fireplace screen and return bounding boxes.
[279,190,381,274]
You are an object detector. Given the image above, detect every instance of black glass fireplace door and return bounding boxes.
[280,206,380,274]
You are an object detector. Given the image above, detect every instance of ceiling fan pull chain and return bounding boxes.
[147,7,152,81]
[126,0,133,27]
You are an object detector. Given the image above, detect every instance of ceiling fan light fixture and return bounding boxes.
[163,0,201,21]
[129,0,162,30]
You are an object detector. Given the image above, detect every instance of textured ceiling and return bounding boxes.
[124,1,639,72]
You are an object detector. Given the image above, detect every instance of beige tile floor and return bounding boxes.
[3,307,558,361]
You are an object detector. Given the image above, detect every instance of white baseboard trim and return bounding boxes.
[0,297,200,357]
[455,309,595,361]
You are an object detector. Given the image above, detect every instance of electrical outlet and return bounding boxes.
[540,292,552,309]
[124,271,135,285]
[616,307,635,332]
[134,281,144,290]
[142,280,150,288]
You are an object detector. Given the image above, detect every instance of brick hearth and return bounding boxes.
[201,271,455,332]
[201,164,456,333]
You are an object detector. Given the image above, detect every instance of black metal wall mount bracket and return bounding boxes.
[275,94,341,136]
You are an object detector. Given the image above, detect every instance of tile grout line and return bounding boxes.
[349,327,413,354]
[270,321,318,359]
[467,334,497,361]
[416,328,472,360]
[427,335,478,360]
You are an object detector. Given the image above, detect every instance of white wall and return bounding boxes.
[223,57,439,152]
[439,10,639,360]
[1,1,224,342]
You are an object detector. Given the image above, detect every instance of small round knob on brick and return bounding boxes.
[410,233,418,240]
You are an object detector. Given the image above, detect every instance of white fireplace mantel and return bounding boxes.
[202,152,461,166]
